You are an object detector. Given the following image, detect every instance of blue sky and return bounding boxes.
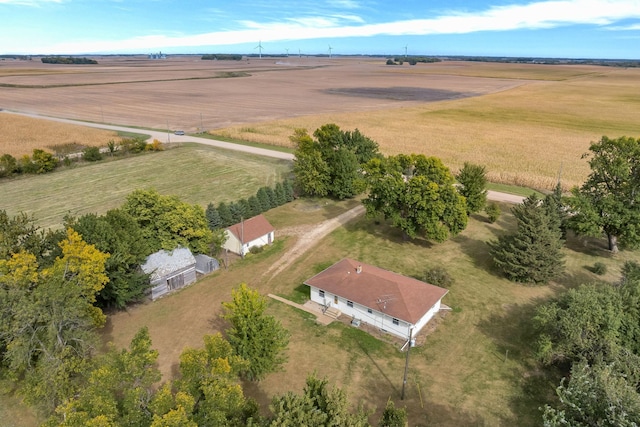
[2,0,640,58]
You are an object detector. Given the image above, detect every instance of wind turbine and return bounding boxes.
[298,48,302,58]
[404,44,408,58]
[254,40,263,58]
[328,44,333,58]
[285,48,289,57]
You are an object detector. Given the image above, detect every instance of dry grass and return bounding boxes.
[105,199,637,426]
[0,114,119,157]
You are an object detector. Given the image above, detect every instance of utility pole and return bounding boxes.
[166,119,170,143]
[401,327,413,400]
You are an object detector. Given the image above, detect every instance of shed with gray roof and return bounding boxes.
[141,247,197,300]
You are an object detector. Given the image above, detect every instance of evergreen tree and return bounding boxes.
[283,179,295,202]
[274,182,286,206]
[264,187,278,209]
[489,194,565,284]
[256,187,271,212]
[217,202,233,228]
[228,201,244,224]
[238,198,253,219]
[205,203,222,230]
[248,195,262,216]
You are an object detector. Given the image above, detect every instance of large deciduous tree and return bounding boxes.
[122,189,213,254]
[568,135,640,253]
[456,162,488,214]
[0,229,109,411]
[489,194,565,284]
[542,362,640,427]
[221,284,290,381]
[65,209,151,308]
[292,124,379,199]
[363,154,468,242]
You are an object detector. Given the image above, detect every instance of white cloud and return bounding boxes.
[25,0,640,53]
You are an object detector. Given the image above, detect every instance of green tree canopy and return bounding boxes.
[568,135,640,252]
[221,284,290,381]
[456,162,488,214]
[122,189,213,254]
[65,209,151,308]
[363,154,468,242]
[489,194,565,284]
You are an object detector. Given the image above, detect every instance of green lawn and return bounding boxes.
[0,143,292,229]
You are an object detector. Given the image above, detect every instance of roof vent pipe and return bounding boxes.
[356,265,362,274]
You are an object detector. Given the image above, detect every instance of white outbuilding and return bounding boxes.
[223,214,275,256]
[141,247,197,300]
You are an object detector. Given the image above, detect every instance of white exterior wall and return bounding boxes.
[309,287,415,339]
[223,231,274,256]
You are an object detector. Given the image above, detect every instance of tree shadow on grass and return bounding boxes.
[344,216,435,250]
[451,234,502,278]
[478,299,564,426]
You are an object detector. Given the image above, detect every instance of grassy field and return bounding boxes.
[0,143,291,229]
[103,197,635,426]
[213,65,640,191]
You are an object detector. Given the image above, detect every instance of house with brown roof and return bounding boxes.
[223,214,275,256]
[304,258,448,340]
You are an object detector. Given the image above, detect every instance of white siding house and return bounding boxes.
[141,247,197,300]
[223,214,275,256]
[305,259,448,340]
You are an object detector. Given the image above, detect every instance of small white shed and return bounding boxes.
[141,247,197,300]
[223,214,275,256]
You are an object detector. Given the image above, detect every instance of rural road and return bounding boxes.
[1,110,294,161]
[5,110,525,275]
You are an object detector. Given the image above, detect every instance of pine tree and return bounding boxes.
[256,187,271,212]
[489,194,565,284]
[264,187,278,209]
[205,203,222,230]
[248,195,262,216]
[274,182,286,206]
[283,179,295,202]
[228,201,245,224]
[217,202,233,228]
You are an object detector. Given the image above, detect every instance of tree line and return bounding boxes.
[0,137,163,179]
[40,56,97,64]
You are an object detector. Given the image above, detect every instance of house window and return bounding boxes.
[392,318,399,326]
[367,308,372,314]
[319,290,325,298]
[347,300,353,308]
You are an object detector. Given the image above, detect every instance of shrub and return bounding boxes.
[249,245,264,254]
[591,262,608,275]
[82,146,103,161]
[485,202,501,223]
[149,139,164,151]
[424,266,455,288]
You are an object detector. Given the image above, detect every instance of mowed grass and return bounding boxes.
[0,113,120,157]
[214,65,640,191]
[105,198,637,426]
[0,143,291,229]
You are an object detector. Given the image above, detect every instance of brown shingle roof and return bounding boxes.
[304,258,448,324]
[226,214,274,243]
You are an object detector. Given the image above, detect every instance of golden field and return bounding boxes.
[2,56,640,189]
[0,114,119,157]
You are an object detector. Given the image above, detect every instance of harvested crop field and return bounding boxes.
[2,56,640,189]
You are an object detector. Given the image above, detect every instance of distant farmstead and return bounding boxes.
[305,258,448,340]
[223,214,275,256]
[141,247,197,300]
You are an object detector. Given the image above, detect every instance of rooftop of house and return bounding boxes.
[226,214,275,243]
[304,258,448,324]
